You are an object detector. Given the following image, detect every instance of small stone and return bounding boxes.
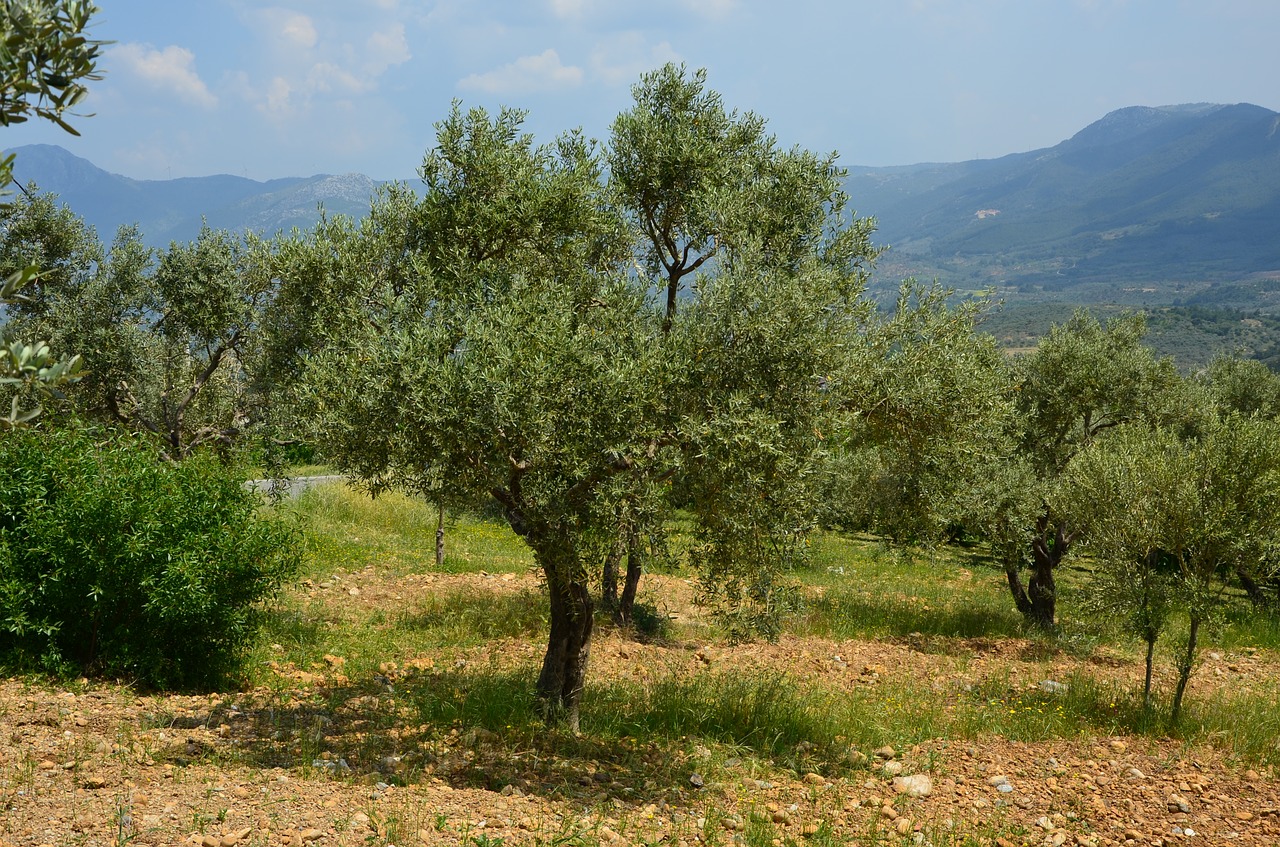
[987,775,1010,787]
[996,782,1013,793]
[1109,740,1128,753]
[895,817,912,835]
[1235,811,1254,821]
[1127,767,1146,780]
[689,773,704,788]
[1167,794,1191,814]
[1124,829,1143,842]
[1076,835,1098,847]
[80,775,108,790]
[803,772,825,785]
[874,745,896,760]
[846,749,869,767]
[299,830,325,843]
[803,823,820,836]
[882,761,904,776]
[1048,832,1067,847]
[220,829,253,847]
[200,836,219,847]
[347,587,360,596]
[892,774,933,798]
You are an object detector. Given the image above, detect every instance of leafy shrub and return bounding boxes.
[0,426,299,688]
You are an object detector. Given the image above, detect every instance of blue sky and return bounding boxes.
[6,1,1280,182]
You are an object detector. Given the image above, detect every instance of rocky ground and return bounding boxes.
[2,569,1278,847]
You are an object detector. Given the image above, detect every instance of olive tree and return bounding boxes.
[3,208,276,460]
[0,0,102,426]
[1065,417,1280,722]
[824,282,1015,544]
[302,73,875,727]
[994,311,1178,628]
[602,63,878,621]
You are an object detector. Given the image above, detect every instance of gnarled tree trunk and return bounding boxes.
[534,530,594,731]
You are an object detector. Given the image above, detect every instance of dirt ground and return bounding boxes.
[3,570,1279,847]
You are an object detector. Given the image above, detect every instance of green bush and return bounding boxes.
[0,426,299,688]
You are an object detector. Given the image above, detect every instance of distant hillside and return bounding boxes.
[848,103,1280,312]
[8,102,1280,312]
[2,144,391,247]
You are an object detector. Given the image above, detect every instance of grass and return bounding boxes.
[285,484,532,578]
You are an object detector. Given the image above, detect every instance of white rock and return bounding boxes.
[892,774,933,798]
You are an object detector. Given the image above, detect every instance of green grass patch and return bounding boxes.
[793,535,1029,641]
[248,588,546,684]
[284,484,531,578]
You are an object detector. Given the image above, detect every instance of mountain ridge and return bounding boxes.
[7,102,1280,312]
[848,102,1280,310]
[2,143,385,246]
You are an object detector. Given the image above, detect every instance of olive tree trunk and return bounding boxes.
[534,531,594,731]
[617,527,643,626]
[1171,615,1201,725]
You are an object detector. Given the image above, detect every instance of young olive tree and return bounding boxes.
[302,72,876,727]
[1060,426,1184,708]
[1065,417,1280,722]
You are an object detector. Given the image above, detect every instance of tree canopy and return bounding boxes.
[299,65,878,726]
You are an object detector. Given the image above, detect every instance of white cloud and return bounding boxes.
[109,43,218,109]
[680,0,734,19]
[279,12,318,48]
[590,34,680,86]
[549,0,590,18]
[365,24,412,76]
[234,13,412,120]
[458,49,584,95]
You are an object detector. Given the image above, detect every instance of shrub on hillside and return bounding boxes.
[0,426,299,688]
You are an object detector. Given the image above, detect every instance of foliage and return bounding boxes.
[0,0,103,135]
[0,425,299,688]
[1198,352,1280,419]
[1064,417,1280,721]
[0,0,101,426]
[301,66,877,726]
[824,281,1015,543]
[1,201,280,458]
[989,310,1183,627]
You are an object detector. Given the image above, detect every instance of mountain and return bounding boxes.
[847,103,1280,311]
[7,104,1280,312]
[2,144,389,247]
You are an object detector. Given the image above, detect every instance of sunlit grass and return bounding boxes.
[283,483,531,578]
[251,489,1280,770]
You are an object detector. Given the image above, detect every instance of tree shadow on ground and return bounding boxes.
[141,665,811,811]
